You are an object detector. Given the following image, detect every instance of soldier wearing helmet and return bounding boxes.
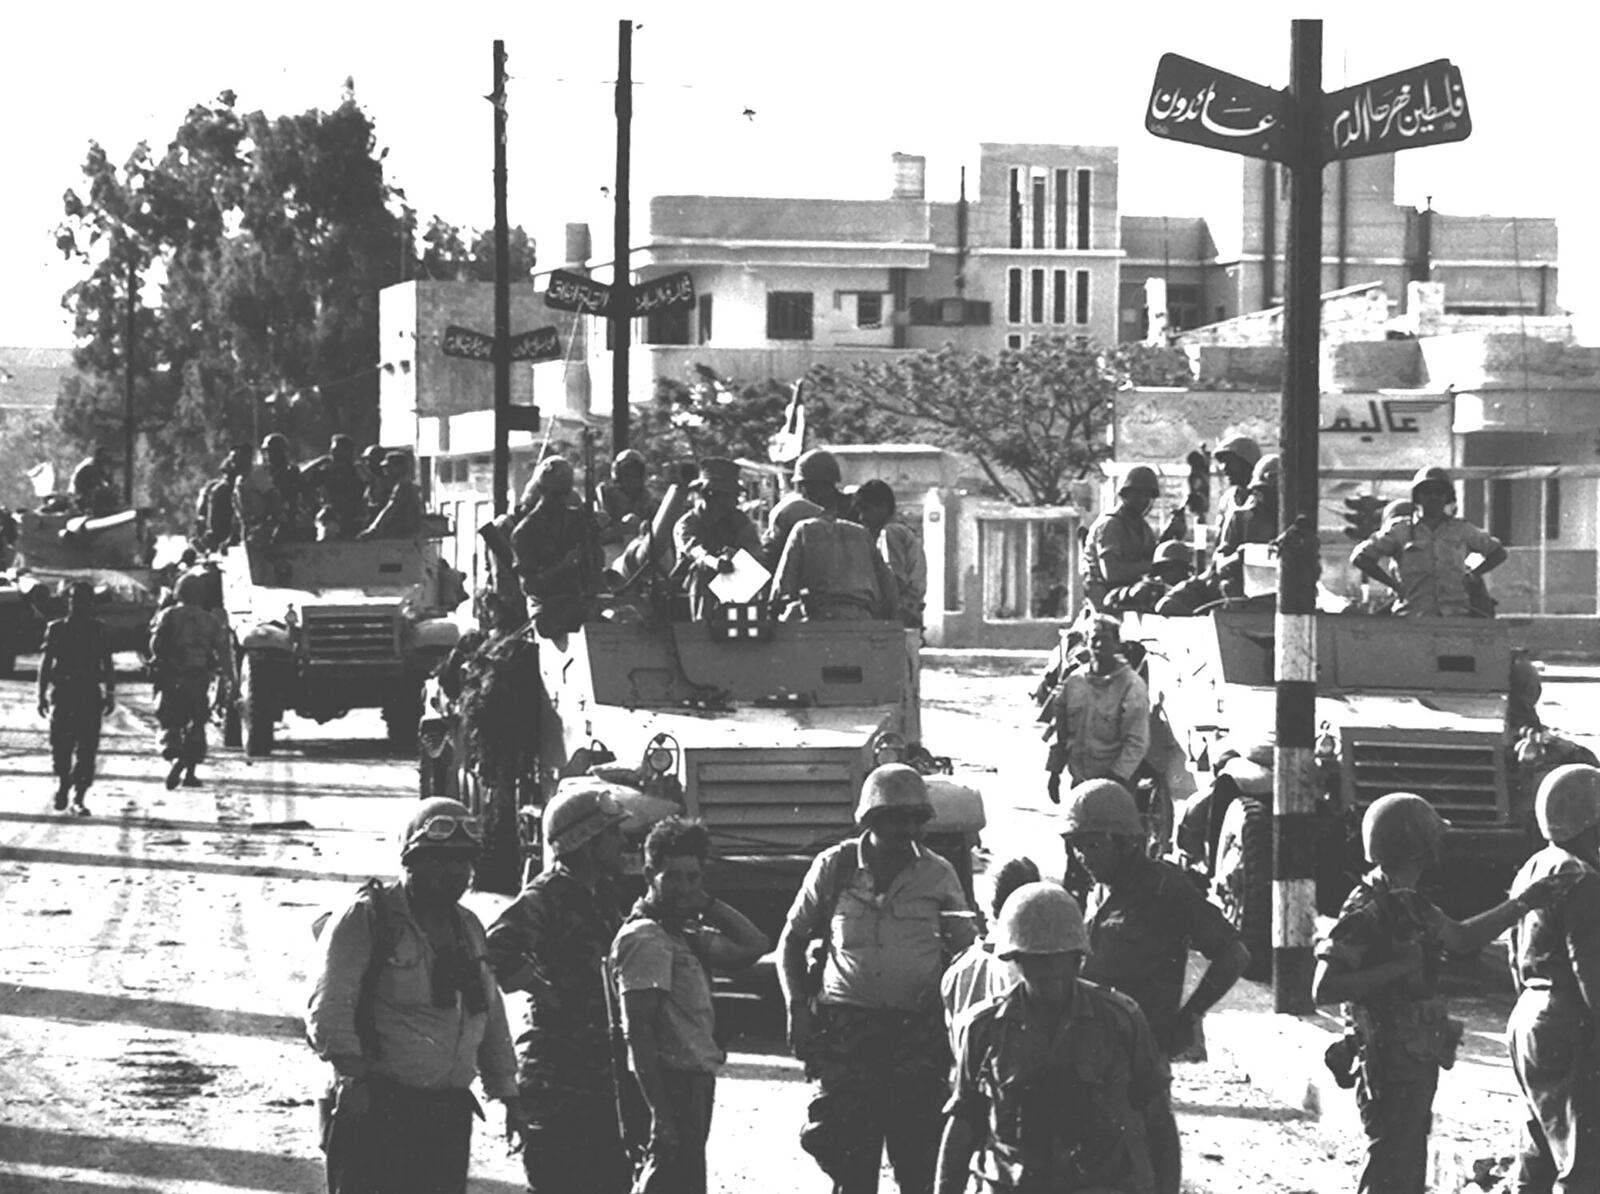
[1504,765,1600,1192]
[936,880,1166,1194]
[771,486,898,623]
[486,782,632,1194]
[1314,793,1575,1194]
[763,448,843,569]
[147,565,234,791]
[309,798,524,1194]
[257,432,306,537]
[301,434,367,541]
[855,478,928,629]
[1104,539,1194,614]
[357,451,424,540]
[672,457,763,621]
[779,764,976,1194]
[71,446,120,517]
[507,455,602,636]
[596,448,658,548]
[1213,435,1263,527]
[36,580,115,815]
[1043,616,1150,804]
[1061,779,1249,1194]
[1082,465,1163,611]
[1351,466,1507,617]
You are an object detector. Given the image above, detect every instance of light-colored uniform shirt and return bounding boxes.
[878,520,927,624]
[1054,661,1150,784]
[773,515,897,620]
[940,940,1015,1053]
[1353,513,1502,617]
[785,837,972,1011]
[1083,508,1157,611]
[148,604,233,680]
[612,916,725,1074]
[307,881,518,1098]
[762,494,824,568]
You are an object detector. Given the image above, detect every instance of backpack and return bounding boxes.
[311,878,399,1059]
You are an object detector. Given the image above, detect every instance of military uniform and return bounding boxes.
[772,516,898,622]
[148,603,231,774]
[38,612,114,809]
[673,505,762,620]
[762,493,824,569]
[1082,508,1157,613]
[359,479,424,540]
[1316,871,1460,1194]
[1352,514,1502,617]
[302,454,367,541]
[511,498,599,636]
[1508,845,1600,1193]
[945,980,1164,1193]
[486,864,630,1194]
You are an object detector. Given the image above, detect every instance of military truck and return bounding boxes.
[1129,608,1558,968]
[219,531,463,756]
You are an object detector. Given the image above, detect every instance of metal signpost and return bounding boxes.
[1145,21,1470,1012]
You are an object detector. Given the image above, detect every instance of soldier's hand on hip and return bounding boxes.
[332,1076,370,1121]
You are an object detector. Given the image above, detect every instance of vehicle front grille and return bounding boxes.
[299,608,396,665]
[689,751,860,854]
[1344,731,1505,824]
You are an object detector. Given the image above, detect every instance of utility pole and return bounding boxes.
[611,18,633,453]
[124,257,137,506]
[492,39,511,518]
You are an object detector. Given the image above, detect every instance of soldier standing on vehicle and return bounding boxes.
[1314,792,1577,1194]
[1351,467,1507,617]
[36,580,115,815]
[613,817,770,1194]
[764,450,842,569]
[361,445,392,520]
[511,456,601,636]
[1062,779,1251,1194]
[935,881,1165,1194]
[855,479,927,629]
[1212,435,1262,528]
[147,571,234,790]
[939,856,1041,1049]
[71,447,120,516]
[259,433,305,537]
[1043,616,1150,805]
[772,505,898,623]
[597,449,658,547]
[308,798,526,1194]
[358,451,424,540]
[779,764,977,1194]
[1506,765,1600,1194]
[195,447,248,550]
[486,784,632,1194]
[1083,466,1161,611]
[301,434,368,541]
[673,458,762,621]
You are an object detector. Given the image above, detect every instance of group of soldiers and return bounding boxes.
[194,433,422,549]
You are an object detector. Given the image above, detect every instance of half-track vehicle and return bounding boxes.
[220,529,463,756]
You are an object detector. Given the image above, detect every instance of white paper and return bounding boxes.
[708,549,771,605]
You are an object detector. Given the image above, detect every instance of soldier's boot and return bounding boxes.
[71,785,90,817]
[165,759,185,790]
[181,765,201,788]
[53,778,70,812]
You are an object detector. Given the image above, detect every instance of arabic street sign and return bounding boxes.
[504,405,541,433]
[633,271,695,316]
[544,270,613,315]
[439,325,495,361]
[1145,53,1288,162]
[1325,59,1470,162]
[509,326,562,364]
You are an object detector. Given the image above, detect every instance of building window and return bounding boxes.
[857,292,883,328]
[1052,269,1068,324]
[1009,168,1023,249]
[645,304,691,345]
[979,518,1076,620]
[1074,270,1091,325]
[1030,269,1045,324]
[1490,479,1513,545]
[697,294,713,344]
[1007,268,1023,324]
[766,291,814,340]
[1054,169,1069,250]
[1076,168,1092,250]
[1006,333,1023,350]
[1031,175,1047,250]
[1167,283,1201,332]
[1545,478,1562,540]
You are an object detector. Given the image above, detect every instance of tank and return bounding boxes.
[1129,608,1566,971]
[219,528,464,756]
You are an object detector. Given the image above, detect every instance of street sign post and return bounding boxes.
[1326,59,1470,161]
[1145,53,1289,162]
[440,325,562,365]
[545,269,613,316]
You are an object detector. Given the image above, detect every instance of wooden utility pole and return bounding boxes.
[491,39,512,518]
[124,257,137,506]
[611,18,633,452]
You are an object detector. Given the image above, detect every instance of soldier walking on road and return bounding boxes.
[779,764,978,1194]
[935,882,1166,1194]
[939,857,1041,1049]
[1062,779,1252,1194]
[307,798,527,1194]
[486,784,633,1194]
[148,571,234,790]
[1043,616,1150,804]
[36,581,115,815]
[1507,765,1600,1194]
[1314,793,1577,1194]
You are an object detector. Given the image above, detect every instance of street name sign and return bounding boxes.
[545,270,613,315]
[1145,53,1289,162]
[440,325,562,364]
[440,325,495,361]
[633,271,695,316]
[509,326,562,363]
[1325,59,1470,161]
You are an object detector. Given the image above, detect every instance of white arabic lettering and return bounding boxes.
[1149,79,1277,140]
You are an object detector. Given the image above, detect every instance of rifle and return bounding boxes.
[601,955,650,1164]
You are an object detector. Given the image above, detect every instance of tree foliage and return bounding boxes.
[54,84,535,524]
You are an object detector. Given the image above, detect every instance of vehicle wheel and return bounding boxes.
[241,651,277,757]
[383,684,423,753]
[1214,794,1272,981]
[475,778,522,896]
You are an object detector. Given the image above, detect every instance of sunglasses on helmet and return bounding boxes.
[405,814,484,849]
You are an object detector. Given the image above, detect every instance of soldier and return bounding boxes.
[1062,779,1252,1194]
[764,449,847,569]
[855,479,927,629]
[936,881,1165,1194]
[358,451,424,540]
[148,570,235,790]
[71,447,120,516]
[779,764,977,1194]
[1106,541,1193,614]
[672,458,762,621]
[1212,435,1262,528]
[939,856,1041,1049]
[1506,765,1600,1194]
[1082,466,1160,612]
[1351,466,1507,617]
[1043,616,1150,804]
[597,448,658,547]
[486,784,632,1194]
[510,456,601,637]
[772,504,898,623]
[301,434,368,541]
[195,447,249,550]
[233,443,285,545]
[361,444,392,523]
[1314,793,1576,1194]
[259,432,304,536]
[36,581,115,815]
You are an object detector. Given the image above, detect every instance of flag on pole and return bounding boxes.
[766,380,807,464]
[26,462,55,498]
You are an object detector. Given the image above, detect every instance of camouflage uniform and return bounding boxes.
[1316,870,1460,1194]
[486,864,629,1194]
[148,603,231,768]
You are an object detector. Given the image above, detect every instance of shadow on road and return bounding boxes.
[0,982,301,1040]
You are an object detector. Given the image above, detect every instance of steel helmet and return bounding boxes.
[1536,764,1600,843]
[260,432,289,453]
[1215,436,1263,468]
[1153,541,1192,567]
[173,571,208,605]
[793,449,842,485]
[612,449,646,478]
[1061,779,1144,838]
[399,797,483,860]
[1249,454,1283,491]
[1362,793,1449,867]
[1120,465,1160,496]
[543,780,630,856]
[993,881,1089,957]
[855,763,932,825]
[1411,466,1454,501]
